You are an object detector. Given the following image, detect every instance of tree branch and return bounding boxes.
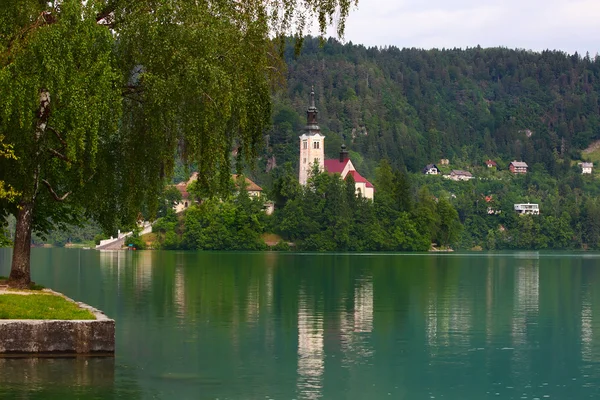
[47,126,66,147]
[41,179,72,202]
[48,148,71,163]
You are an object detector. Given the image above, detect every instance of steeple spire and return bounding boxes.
[306,85,318,129]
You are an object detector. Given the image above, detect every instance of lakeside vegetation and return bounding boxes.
[133,156,597,251]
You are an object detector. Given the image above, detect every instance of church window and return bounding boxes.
[313,141,320,149]
[303,158,306,164]
[303,141,308,149]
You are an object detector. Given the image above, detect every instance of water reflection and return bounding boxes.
[1,250,600,399]
[297,291,324,400]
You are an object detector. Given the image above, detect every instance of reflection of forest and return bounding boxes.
[83,251,600,398]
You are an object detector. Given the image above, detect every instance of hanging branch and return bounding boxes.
[41,179,72,202]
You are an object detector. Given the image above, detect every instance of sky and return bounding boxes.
[325,0,600,55]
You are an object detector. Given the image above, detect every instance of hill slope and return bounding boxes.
[262,38,600,179]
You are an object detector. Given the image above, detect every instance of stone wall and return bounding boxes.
[0,292,114,355]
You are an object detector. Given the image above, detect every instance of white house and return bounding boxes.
[446,170,474,181]
[514,203,539,215]
[323,146,375,199]
[423,164,440,175]
[579,162,593,174]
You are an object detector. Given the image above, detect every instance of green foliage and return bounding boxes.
[0,294,95,320]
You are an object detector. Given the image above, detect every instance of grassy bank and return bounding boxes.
[0,293,96,320]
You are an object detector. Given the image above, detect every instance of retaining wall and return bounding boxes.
[0,292,114,355]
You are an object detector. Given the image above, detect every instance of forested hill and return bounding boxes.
[265,37,600,178]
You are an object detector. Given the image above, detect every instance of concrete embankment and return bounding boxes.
[0,290,115,355]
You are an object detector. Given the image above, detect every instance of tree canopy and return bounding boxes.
[0,0,356,287]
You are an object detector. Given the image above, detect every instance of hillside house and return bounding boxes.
[514,203,539,215]
[579,162,593,174]
[439,158,449,165]
[485,159,497,168]
[446,170,474,181]
[423,164,440,175]
[509,161,528,174]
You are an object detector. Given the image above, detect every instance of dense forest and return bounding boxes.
[261,37,600,179]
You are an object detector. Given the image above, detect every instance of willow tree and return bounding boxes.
[0,0,355,287]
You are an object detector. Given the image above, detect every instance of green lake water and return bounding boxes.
[1,249,600,399]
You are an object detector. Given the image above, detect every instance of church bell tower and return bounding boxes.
[299,86,325,185]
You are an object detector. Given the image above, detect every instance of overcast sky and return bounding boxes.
[326,0,600,55]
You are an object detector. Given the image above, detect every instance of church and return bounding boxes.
[299,88,374,199]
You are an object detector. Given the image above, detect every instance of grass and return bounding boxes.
[0,293,96,320]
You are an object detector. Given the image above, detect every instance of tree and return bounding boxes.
[0,0,355,287]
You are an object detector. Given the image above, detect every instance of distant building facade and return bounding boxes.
[423,164,440,175]
[514,203,539,215]
[173,172,264,213]
[446,170,474,181]
[485,159,497,168]
[579,162,593,174]
[439,158,449,165]
[509,161,528,174]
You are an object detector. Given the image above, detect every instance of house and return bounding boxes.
[446,170,474,181]
[579,162,593,174]
[423,164,440,175]
[514,203,539,215]
[322,145,375,199]
[509,161,528,174]
[439,158,449,165]
[232,174,263,197]
[173,172,264,212]
[485,159,497,168]
[299,87,375,199]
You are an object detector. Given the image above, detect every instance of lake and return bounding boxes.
[1,249,600,399]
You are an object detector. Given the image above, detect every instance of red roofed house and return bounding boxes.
[299,88,374,199]
[509,161,528,174]
[485,159,497,168]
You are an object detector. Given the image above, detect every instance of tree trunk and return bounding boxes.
[8,90,50,288]
[8,201,35,288]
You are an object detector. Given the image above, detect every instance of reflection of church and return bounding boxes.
[298,88,374,199]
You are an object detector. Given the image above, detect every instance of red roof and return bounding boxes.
[324,159,350,174]
[232,174,262,191]
[175,182,189,199]
[347,170,374,188]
